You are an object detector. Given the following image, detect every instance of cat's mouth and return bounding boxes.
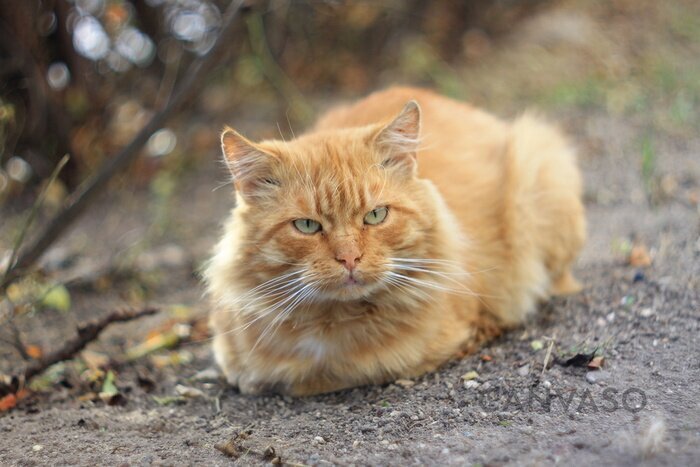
[317,272,383,301]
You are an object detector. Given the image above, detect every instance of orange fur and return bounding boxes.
[205,87,585,396]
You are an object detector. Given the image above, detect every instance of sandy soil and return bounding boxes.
[1,1,699,465]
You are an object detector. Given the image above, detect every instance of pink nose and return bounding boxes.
[336,252,361,271]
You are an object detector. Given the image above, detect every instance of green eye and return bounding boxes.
[293,218,322,234]
[364,207,388,225]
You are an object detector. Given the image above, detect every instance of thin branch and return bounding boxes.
[0,0,246,291]
[7,320,30,361]
[246,12,313,125]
[2,155,70,284]
[22,307,159,383]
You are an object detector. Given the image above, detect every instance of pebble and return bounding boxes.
[585,371,609,384]
[518,364,530,377]
[32,445,43,452]
[640,308,654,318]
[314,436,326,444]
[352,440,360,448]
[543,380,552,389]
[461,371,479,381]
[394,379,415,388]
[464,380,479,389]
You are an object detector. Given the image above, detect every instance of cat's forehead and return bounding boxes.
[277,132,378,179]
[276,133,387,218]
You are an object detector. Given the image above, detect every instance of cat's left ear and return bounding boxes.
[374,100,421,176]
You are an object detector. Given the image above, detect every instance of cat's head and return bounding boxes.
[222,101,449,302]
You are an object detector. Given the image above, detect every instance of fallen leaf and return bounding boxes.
[629,245,652,267]
[25,345,42,359]
[152,395,186,406]
[41,284,71,311]
[125,329,182,361]
[531,340,544,351]
[461,370,479,381]
[587,356,605,369]
[175,384,205,398]
[0,389,29,412]
[99,370,126,405]
[101,370,118,396]
[0,393,18,411]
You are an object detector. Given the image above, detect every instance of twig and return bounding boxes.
[21,307,158,383]
[541,335,556,378]
[246,12,313,125]
[2,155,69,284]
[0,0,246,291]
[7,320,30,360]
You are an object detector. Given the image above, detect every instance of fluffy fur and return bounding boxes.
[205,87,585,396]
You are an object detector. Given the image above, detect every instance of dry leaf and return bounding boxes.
[587,356,605,369]
[25,345,43,359]
[629,245,652,267]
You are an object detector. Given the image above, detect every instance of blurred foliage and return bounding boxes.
[0,0,546,200]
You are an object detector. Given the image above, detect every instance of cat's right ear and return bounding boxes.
[221,127,279,201]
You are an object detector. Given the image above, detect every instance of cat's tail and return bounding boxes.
[495,113,586,326]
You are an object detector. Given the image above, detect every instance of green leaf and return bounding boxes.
[101,370,119,396]
[41,285,71,312]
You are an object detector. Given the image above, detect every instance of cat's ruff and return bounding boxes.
[205,86,585,396]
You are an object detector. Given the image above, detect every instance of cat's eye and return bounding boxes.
[293,218,322,234]
[364,207,388,225]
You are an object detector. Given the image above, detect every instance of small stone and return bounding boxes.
[585,370,609,384]
[352,440,360,448]
[394,379,415,388]
[461,371,479,381]
[606,312,616,322]
[640,308,654,318]
[543,380,552,389]
[389,410,401,418]
[314,436,325,444]
[463,380,479,389]
[517,364,530,377]
[32,445,43,452]
[380,440,389,445]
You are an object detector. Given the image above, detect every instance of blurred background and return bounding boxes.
[0,0,699,391]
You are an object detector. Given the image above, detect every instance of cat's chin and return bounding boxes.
[319,281,384,302]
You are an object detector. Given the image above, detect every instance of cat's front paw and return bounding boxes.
[237,373,289,396]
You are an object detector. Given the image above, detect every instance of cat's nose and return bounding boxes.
[336,252,362,271]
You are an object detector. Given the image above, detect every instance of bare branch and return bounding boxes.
[0,0,246,291]
[21,307,159,383]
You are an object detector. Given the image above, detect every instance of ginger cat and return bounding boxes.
[205,87,585,396]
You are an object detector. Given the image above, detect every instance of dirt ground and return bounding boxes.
[1,1,699,465]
